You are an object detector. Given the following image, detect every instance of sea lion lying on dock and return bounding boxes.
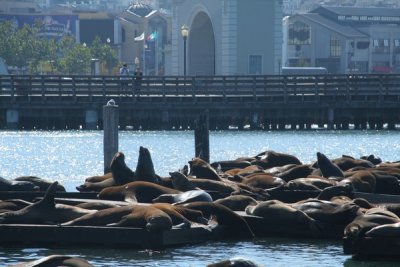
[214,195,258,211]
[62,204,173,232]
[97,181,180,203]
[189,157,222,181]
[252,150,302,169]
[0,182,96,224]
[13,176,66,192]
[170,171,269,201]
[152,189,213,205]
[0,176,39,192]
[9,255,95,267]
[76,177,116,192]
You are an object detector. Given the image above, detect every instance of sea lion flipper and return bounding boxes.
[39,181,59,206]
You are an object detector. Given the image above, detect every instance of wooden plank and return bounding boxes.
[343,236,400,258]
[0,192,98,201]
[353,192,400,204]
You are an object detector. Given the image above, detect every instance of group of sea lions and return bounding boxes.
[3,147,400,265]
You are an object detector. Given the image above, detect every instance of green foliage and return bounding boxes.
[0,22,119,75]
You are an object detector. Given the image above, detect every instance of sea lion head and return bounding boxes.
[169,171,195,191]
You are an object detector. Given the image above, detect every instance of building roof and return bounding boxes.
[294,13,368,38]
[316,6,400,17]
[127,3,154,17]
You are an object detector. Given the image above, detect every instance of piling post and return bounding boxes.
[194,110,210,163]
[103,99,119,173]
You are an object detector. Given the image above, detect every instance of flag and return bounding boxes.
[134,32,144,41]
[146,31,158,41]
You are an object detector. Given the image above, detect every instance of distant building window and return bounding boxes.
[330,36,341,57]
[373,39,390,53]
[249,55,262,74]
[395,39,400,47]
[288,21,311,45]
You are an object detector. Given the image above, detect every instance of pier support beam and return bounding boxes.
[194,110,210,163]
[85,109,98,130]
[6,109,19,129]
[327,108,334,130]
[103,101,119,173]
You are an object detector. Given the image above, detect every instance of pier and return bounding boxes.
[1,73,400,130]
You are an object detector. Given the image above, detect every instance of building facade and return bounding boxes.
[171,0,283,75]
[283,6,400,73]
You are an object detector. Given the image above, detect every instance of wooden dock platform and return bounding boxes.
[343,236,400,259]
[0,224,224,249]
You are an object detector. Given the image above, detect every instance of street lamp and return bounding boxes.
[181,24,189,76]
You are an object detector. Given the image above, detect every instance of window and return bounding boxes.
[330,36,341,57]
[249,55,262,74]
[373,39,390,53]
[288,21,311,45]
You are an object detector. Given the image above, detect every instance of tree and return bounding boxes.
[58,43,92,74]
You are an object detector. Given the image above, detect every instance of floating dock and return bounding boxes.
[343,236,400,259]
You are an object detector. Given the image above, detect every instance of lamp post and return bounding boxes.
[181,24,189,76]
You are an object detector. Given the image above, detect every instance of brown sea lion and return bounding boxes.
[344,208,400,238]
[316,152,344,178]
[365,222,400,237]
[110,152,135,185]
[332,156,374,171]
[97,181,180,203]
[252,150,302,169]
[189,157,222,181]
[84,172,113,183]
[245,199,321,238]
[224,165,263,177]
[9,255,95,267]
[181,201,255,238]
[340,170,376,192]
[214,195,258,211]
[62,204,173,232]
[75,201,121,210]
[152,189,213,205]
[286,177,337,191]
[210,159,252,172]
[170,171,269,200]
[0,176,39,192]
[274,164,315,182]
[135,146,161,184]
[13,176,66,192]
[151,203,208,227]
[0,199,32,213]
[76,177,116,192]
[0,182,96,224]
[232,173,286,190]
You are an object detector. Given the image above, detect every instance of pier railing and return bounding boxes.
[1,73,400,104]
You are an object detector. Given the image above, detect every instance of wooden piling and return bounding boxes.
[103,100,119,173]
[194,110,210,163]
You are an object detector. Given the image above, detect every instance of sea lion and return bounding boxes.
[290,199,361,225]
[62,204,173,232]
[181,201,255,238]
[207,258,261,267]
[110,152,135,185]
[365,222,400,237]
[332,156,374,171]
[97,181,180,203]
[76,177,116,192]
[9,255,95,267]
[151,203,208,227]
[170,171,269,201]
[274,164,315,182]
[85,172,113,183]
[13,176,66,192]
[252,150,302,169]
[0,176,39,192]
[210,159,252,172]
[152,189,213,205]
[0,199,32,213]
[245,199,321,238]
[286,177,337,191]
[361,154,382,165]
[316,152,344,178]
[340,170,376,192]
[0,182,96,224]
[316,183,352,200]
[75,201,121,210]
[135,146,161,184]
[232,173,286,190]
[214,195,258,211]
[344,208,400,238]
[224,165,263,177]
[189,157,222,181]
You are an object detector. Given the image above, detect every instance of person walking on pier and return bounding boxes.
[119,63,130,93]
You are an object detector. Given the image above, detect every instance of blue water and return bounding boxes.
[1,130,400,266]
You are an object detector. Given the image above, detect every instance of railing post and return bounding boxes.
[194,110,210,163]
[103,99,119,173]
